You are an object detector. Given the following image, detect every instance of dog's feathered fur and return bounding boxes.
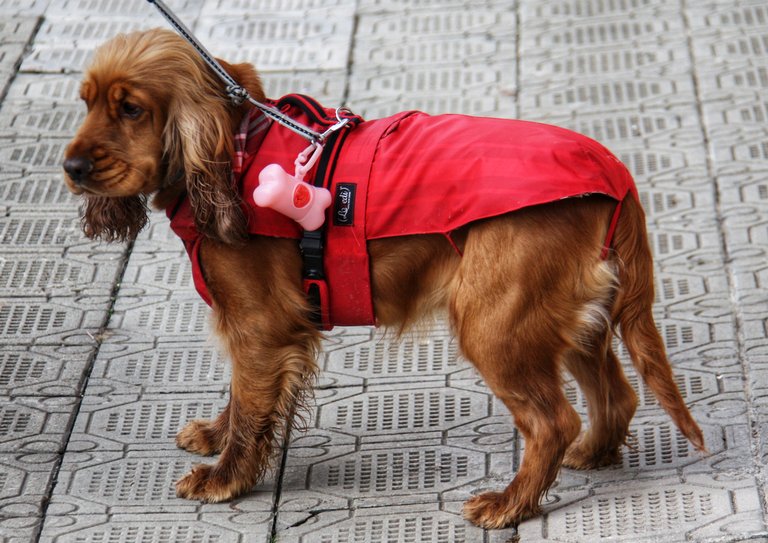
[63,28,705,528]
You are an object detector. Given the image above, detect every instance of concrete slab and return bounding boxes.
[0,0,767,542]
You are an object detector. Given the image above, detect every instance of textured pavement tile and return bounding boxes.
[0,103,86,138]
[0,0,49,16]
[197,11,354,73]
[3,73,83,104]
[0,348,87,397]
[68,392,228,451]
[276,502,516,543]
[0,172,81,211]
[260,69,347,103]
[358,9,516,39]
[202,0,355,17]
[347,63,517,118]
[519,0,679,20]
[33,18,148,46]
[89,341,230,395]
[1,1,766,542]
[0,395,76,453]
[108,296,213,339]
[352,34,516,69]
[44,0,201,17]
[320,332,464,386]
[0,298,107,347]
[50,448,275,515]
[19,45,94,74]
[0,138,68,172]
[39,513,271,543]
[117,251,197,298]
[0,17,39,44]
[519,76,698,115]
[204,42,350,73]
[518,474,766,542]
[0,248,120,299]
[523,17,687,51]
[0,452,57,515]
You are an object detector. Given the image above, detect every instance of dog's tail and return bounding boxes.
[611,195,706,452]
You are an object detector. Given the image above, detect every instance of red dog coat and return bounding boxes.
[169,95,638,328]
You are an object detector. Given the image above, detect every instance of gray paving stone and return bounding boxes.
[51,448,275,514]
[117,251,197,297]
[89,341,230,395]
[0,173,81,211]
[0,299,106,347]
[0,1,765,542]
[0,453,57,515]
[0,103,86,138]
[68,393,228,451]
[109,296,213,339]
[44,0,201,17]
[519,0,676,20]
[3,73,82,104]
[281,442,498,509]
[353,35,516,68]
[518,475,767,542]
[357,9,516,39]
[34,18,148,45]
[347,63,517,118]
[321,333,463,386]
[276,502,515,543]
[0,139,69,171]
[0,396,75,453]
[0,17,38,44]
[261,70,347,103]
[0,248,120,299]
[39,514,270,543]
[357,0,511,14]
[0,0,49,16]
[19,46,95,74]
[0,348,87,397]
[202,0,355,17]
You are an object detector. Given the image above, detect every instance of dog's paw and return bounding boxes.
[175,464,239,503]
[463,491,537,529]
[563,440,622,470]
[176,419,225,456]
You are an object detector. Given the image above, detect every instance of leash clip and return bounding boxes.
[226,85,249,106]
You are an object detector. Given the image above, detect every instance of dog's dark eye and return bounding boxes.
[120,101,143,119]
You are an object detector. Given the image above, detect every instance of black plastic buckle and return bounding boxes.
[299,230,324,279]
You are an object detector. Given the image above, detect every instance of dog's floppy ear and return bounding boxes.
[162,59,265,245]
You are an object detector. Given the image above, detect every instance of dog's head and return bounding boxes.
[63,28,264,243]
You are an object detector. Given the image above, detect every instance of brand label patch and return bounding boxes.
[334,183,356,226]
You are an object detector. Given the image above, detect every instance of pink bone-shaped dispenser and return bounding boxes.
[252,144,332,231]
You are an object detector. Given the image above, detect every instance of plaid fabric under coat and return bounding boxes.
[232,109,271,177]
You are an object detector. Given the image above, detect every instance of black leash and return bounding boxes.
[145,0,349,144]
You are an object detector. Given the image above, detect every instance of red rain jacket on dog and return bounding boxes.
[168,95,638,328]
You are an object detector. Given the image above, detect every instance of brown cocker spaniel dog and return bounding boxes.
[62,29,705,529]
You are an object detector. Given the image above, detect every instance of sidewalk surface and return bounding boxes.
[1,0,768,541]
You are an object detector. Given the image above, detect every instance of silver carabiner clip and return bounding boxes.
[318,107,352,142]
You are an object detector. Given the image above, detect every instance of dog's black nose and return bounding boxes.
[63,156,94,183]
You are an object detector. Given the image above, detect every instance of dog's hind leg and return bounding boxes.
[174,238,321,503]
[562,339,637,469]
[561,259,638,469]
[454,211,595,529]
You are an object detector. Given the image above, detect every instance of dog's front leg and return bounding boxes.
[175,238,320,502]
